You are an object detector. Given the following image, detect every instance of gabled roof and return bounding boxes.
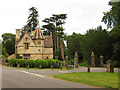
[32,22,45,40]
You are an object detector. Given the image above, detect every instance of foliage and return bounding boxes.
[46,59,56,67]
[102,1,120,61]
[66,32,83,61]
[68,59,74,65]
[35,59,48,68]
[21,7,38,34]
[16,53,22,59]
[79,60,88,67]
[2,33,15,56]
[114,60,120,67]
[5,59,9,63]
[16,59,26,67]
[82,26,113,65]
[42,14,67,59]
[26,59,35,68]
[9,58,17,67]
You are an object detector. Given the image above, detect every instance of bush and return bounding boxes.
[46,59,56,67]
[69,59,74,65]
[79,60,88,67]
[26,59,35,68]
[5,59,9,63]
[9,58,17,67]
[35,59,48,68]
[53,59,61,68]
[16,59,26,67]
[114,61,120,67]
[16,54,22,59]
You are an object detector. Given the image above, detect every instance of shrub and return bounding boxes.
[16,53,22,59]
[9,58,17,67]
[46,59,56,67]
[5,59,9,63]
[79,60,88,67]
[53,59,60,67]
[26,59,35,68]
[35,59,48,68]
[114,61,120,67]
[16,59,26,67]
[69,59,74,65]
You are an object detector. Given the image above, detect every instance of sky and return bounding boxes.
[0,0,112,39]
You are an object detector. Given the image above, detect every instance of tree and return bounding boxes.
[82,26,113,66]
[2,33,15,56]
[66,32,83,61]
[42,14,67,60]
[102,1,120,61]
[21,7,39,34]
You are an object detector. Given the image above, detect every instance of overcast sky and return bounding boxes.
[0,0,112,39]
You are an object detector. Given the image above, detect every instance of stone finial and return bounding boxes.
[91,52,95,67]
[106,60,114,73]
[100,55,104,67]
[74,52,79,68]
[91,52,95,56]
[65,56,69,69]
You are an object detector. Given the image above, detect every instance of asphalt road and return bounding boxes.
[1,65,118,89]
[2,66,98,88]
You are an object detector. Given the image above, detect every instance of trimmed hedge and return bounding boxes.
[9,58,17,67]
[26,59,35,68]
[46,59,57,68]
[16,59,26,67]
[7,58,61,68]
[35,59,48,68]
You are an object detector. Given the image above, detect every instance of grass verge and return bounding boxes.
[9,66,73,70]
[52,72,119,88]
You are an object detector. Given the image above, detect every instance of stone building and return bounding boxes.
[9,22,53,60]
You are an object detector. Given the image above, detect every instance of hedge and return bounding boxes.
[16,59,26,67]
[35,59,48,68]
[26,59,35,68]
[9,58,17,67]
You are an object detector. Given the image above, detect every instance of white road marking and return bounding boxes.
[19,70,44,77]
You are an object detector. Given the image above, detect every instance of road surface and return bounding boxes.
[2,65,118,89]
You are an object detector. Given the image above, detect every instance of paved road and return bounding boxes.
[2,66,98,88]
[2,65,118,88]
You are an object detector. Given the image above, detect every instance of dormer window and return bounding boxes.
[25,43,29,49]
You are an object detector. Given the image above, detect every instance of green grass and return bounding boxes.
[52,72,119,88]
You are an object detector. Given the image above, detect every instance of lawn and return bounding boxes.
[52,72,119,88]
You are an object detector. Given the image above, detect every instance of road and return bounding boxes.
[1,65,118,89]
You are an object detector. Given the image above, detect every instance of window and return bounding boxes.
[25,43,29,49]
[23,54,30,60]
[37,41,41,44]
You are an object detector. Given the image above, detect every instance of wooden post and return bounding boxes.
[39,65,41,70]
[51,65,53,70]
[27,65,29,69]
[17,64,20,68]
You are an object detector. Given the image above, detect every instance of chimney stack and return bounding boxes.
[31,31,34,38]
[16,29,20,44]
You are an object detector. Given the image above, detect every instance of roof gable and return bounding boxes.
[17,32,35,46]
